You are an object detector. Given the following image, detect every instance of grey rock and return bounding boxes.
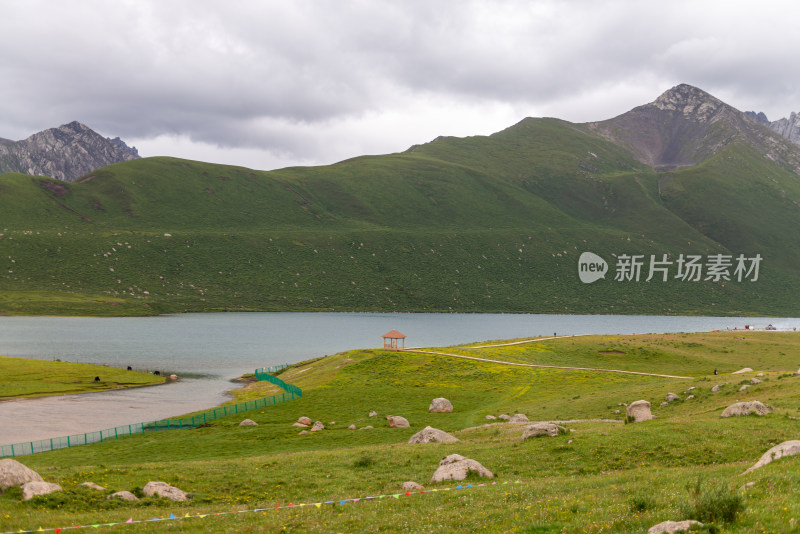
[369,411,378,417]
[386,415,410,428]
[143,481,188,502]
[310,421,325,432]
[348,424,357,430]
[750,378,762,385]
[686,395,695,400]
[739,384,750,392]
[521,423,565,440]
[360,426,374,430]
[485,415,497,420]
[744,440,800,474]
[401,481,425,491]
[660,401,669,407]
[626,400,653,422]
[498,414,511,420]
[297,416,312,425]
[408,426,459,444]
[0,459,43,489]
[647,520,703,534]
[80,481,106,491]
[721,401,771,418]
[430,454,494,483]
[665,393,680,402]
[22,481,62,500]
[429,397,454,413]
[0,121,139,182]
[711,384,725,392]
[508,413,529,423]
[239,419,258,426]
[107,490,138,501]
[292,422,308,428]
[756,373,765,377]
[298,430,309,435]
[732,367,754,374]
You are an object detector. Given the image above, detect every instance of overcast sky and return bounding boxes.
[2,0,799,171]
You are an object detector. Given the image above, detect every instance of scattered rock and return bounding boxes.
[711,384,725,392]
[299,430,309,435]
[567,439,573,444]
[686,386,696,391]
[310,421,325,432]
[665,393,680,402]
[614,409,621,414]
[0,459,43,490]
[732,367,754,374]
[485,415,497,420]
[22,481,62,500]
[796,368,800,376]
[750,378,762,385]
[79,482,106,491]
[408,426,459,444]
[647,520,703,534]
[329,422,336,426]
[401,481,424,491]
[107,490,138,501]
[292,422,308,428]
[740,482,756,491]
[721,401,771,418]
[369,411,378,417]
[739,385,750,392]
[239,419,258,427]
[743,440,800,474]
[430,454,494,483]
[361,426,374,430]
[297,416,312,425]
[498,414,511,420]
[348,424,356,430]
[756,373,765,377]
[387,415,410,428]
[508,414,529,423]
[626,400,653,422]
[429,398,454,413]
[660,401,669,407]
[686,395,695,400]
[521,422,566,440]
[143,481,188,502]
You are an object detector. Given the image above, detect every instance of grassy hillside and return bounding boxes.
[3,331,800,532]
[2,117,800,316]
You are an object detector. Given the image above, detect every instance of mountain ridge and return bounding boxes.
[2,84,800,316]
[0,121,139,182]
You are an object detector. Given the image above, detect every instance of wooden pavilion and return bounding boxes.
[382,329,407,350]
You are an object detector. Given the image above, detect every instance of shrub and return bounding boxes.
[629,492,656,513]
[680,477,745,524]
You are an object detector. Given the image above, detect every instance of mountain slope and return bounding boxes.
[0,121,139,182]
[2,85,800,316]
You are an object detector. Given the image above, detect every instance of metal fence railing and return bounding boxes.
[1,366,300,459]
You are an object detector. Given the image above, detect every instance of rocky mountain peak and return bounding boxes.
[0,122,139,181]
[651,84,726,122]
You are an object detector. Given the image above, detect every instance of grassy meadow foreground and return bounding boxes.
[0,356,164,399]
[3,331,800,532]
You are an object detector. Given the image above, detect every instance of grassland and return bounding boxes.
[3,331,800,532]
[0,356,164,399]
[3,117,800,316]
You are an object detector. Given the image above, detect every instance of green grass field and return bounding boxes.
[0,356,164,399]
[2,331,800,532]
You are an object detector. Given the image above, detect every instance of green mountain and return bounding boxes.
[1,84,799,316]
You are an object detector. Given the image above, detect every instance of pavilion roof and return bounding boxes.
[382,329,406,339]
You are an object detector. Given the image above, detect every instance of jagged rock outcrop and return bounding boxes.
[747,110,800,145]
[0,121,139,182]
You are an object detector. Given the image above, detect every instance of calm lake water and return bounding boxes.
[1,312,796,444]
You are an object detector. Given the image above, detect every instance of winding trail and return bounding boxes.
[401,335,693,380]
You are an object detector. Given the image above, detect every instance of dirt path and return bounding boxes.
[401,341,693,380]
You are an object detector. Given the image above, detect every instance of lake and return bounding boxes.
[0,312,794,444]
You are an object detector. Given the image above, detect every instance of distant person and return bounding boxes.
[94,376,100,381]
[127,366,132,371]
[154,370,160,376]
[714,369,718,375]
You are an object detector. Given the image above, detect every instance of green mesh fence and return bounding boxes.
[1,367,300,458]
